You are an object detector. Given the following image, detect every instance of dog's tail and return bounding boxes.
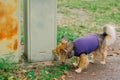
[103,24,116,46]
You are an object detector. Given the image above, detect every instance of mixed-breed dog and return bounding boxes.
[52,24,116,73]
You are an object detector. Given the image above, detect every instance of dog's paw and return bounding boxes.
[73,62,78,67]
[89,60,94,64]
[100,61,106,64]
[75,68,82,73]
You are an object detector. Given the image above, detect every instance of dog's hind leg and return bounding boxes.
[100,39,107,64]
[101,50,107,64]
[73,57,79,67]
[89,51,98,64]
[75,53,88,73]
[100,44,107,64]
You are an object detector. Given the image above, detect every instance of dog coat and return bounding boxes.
[73,35,99,56]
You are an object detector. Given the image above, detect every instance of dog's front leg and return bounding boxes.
[75,53,88,73]
[73,57,79,67]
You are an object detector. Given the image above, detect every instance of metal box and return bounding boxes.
[24,0,57,62]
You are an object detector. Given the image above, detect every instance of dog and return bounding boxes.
[52,24,116,73]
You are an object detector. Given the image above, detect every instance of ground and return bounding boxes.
[66,55,120,80]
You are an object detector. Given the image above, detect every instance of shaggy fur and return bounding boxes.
[52,24,116,73]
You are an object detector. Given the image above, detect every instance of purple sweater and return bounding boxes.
[73,35,99,56]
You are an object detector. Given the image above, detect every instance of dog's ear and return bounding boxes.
[60,36,68,44]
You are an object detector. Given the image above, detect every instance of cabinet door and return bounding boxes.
[25,0,56,62]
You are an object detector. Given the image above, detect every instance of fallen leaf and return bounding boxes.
[91,72,96,76]
[23,77,28,80]
[36,76,40,79]
[67,75,74,78]
[35,67,40,73]
[32,66,37,69]
[113,51,120,55]
[107,54,113,56]
[60,75,66,80]
[111,68,117,72]
[51,78,58,80]
[25,67,30,70]
[76,78,81,80]
[21,75,26,79]
[108,47,114,51]
[63,70,69,75]
[16,70,23,74]
[45,71,49,74]
[22,70,27,73]
[51,60,55,64]
[8,76,14,80]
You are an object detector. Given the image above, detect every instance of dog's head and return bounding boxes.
[52,36,74,64]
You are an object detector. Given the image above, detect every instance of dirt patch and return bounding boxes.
[69,9,88,15]
[57,8,89,26]
[65,55,120,80]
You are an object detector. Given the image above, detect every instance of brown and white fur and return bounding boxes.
[52,24,116,73]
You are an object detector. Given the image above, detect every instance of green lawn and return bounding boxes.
[58,0,120,25]
[57,0,120,42]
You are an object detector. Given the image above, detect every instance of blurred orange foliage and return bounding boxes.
[0,0,18,52]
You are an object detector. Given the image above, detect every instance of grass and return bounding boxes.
[38,64,70,80]
[0,58,70,80]
[20,0,24,44]
[21,23,24,43]
[57,25,100,43]
[58,0,120,27]
[0,57,18,80]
